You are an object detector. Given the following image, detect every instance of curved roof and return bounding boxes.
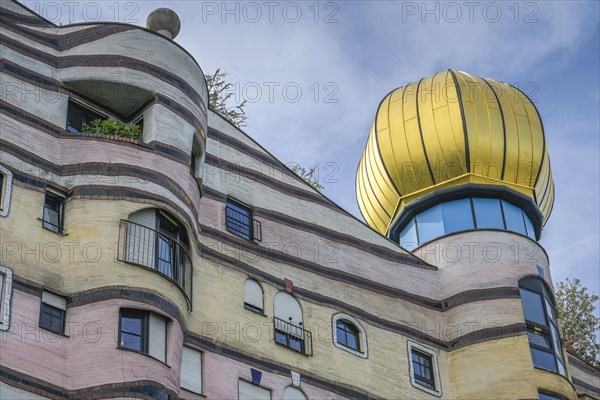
[356,69,554,235]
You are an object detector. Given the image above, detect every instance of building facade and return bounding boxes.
[0,1,598,399]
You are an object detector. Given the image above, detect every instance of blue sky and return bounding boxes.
[25,1,599,298]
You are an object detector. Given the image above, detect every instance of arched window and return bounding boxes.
[244,279,264,314]
[519,277,566,376]
[282,386,307,400]
[274,292,306,353]
[332,313,368,358]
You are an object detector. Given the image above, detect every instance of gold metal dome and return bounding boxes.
[356,69,554,235]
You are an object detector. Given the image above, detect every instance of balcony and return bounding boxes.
[117,220,193,308]
[274,317,313,356]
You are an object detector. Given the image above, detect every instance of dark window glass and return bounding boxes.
[415,204,444,244]
[226,199,253,240]
[39,303,65,333]
[441,198,474,234]
[190,151,197,176]
[520,288,547,326]
[0,173,5,210]
[473,198,505,229]
[336,320,360,351]
[530,347,557,372]
[66,101,103,132]
[527,329,551,349]
[502,201,527,235]
[119,310,148,353]
[43,190,65,233]
[411,350,435,390]
[539,393,563,400]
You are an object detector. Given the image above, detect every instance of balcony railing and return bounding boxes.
[274,317,313,356]
[117,220,193,308]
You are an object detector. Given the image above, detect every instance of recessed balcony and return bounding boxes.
[274,317,313,356]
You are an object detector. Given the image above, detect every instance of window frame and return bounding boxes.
[407,341,442,397]
[238,378,272,400]
[226,198,261,241]
[519,277,567,376]
[332,313,368,358]
[118,308,168,363]
[42,187,66,234]
[0,166,13,217]
[39,291,67,334]
[243,278,265,315]
[66,99,105,133]
[0,265,14,331]
[180,345,203,395]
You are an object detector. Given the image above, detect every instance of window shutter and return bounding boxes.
[42,291,66,311]
[238,380,270,400]
[148,313,166,362]
[244,280,263,310]
[180,347,202,394]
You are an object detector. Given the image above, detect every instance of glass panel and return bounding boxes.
[503,201,527,235]
[400,219,418,249]
[550,325,563,361]
[545,299,555,321]
[415,205,444,243]
[527,330,551,349]
[530,348,557,372]
[121,316,142,335]
[539,393,563,400]
[473,198,505,229]
[557,360,566,376]
[524,213,536,239]
[121,332,142,351]
[346,331,358,350]
[441,199,474,234]
[520,289,547,326]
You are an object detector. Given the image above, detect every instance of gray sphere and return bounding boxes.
[146,8,181,39]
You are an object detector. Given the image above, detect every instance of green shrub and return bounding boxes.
[82,119,141,139]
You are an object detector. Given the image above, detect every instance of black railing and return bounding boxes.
[225,205,262,241]
[117,220,193,308]
[274,317,313,356]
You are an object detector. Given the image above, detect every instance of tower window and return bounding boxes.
[39,291,66,334]
[407,341,442,396]
[519,278,566,376]
[42,188,66,233]
[66,100,104,133]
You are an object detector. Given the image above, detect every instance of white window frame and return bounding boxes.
[332,313,368,358]
[243,278,264,314]
[238,379,271,400]
[0,166,13,217]
[0,265,13,331]
[407,340,442,397]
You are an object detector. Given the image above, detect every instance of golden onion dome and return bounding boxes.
[356,69,554,236]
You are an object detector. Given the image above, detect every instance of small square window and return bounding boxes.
[43,188,66,233]
[226,199,261,241]
[40,291,66,334]
[408,341,442,396]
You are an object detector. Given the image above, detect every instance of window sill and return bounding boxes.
[333,341,367,359]
[117,346,170,368]
[38,219,67,235]
[244,305,267,317]
[39,326,69,337]
[180,387,206,398]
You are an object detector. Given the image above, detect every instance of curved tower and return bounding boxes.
[356,69,554,246]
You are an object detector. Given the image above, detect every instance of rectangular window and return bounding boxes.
[0,173,4,210]
[502,200,527,235]
[119,309,167,362]
[66,100,104,132]
[415,204,444,244]
[40,291,66,334]
[473,198,505,229]
[0,266,14,331]
[43,188,66,233]
[238,380,271,400]
[226,199,260,241]
[441,198,474,234]
[408,341,441,396]
[180,346,202,394]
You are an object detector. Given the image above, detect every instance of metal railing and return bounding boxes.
[274,317,313,356]
[117,220,193,308]
[225,205,262,241]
